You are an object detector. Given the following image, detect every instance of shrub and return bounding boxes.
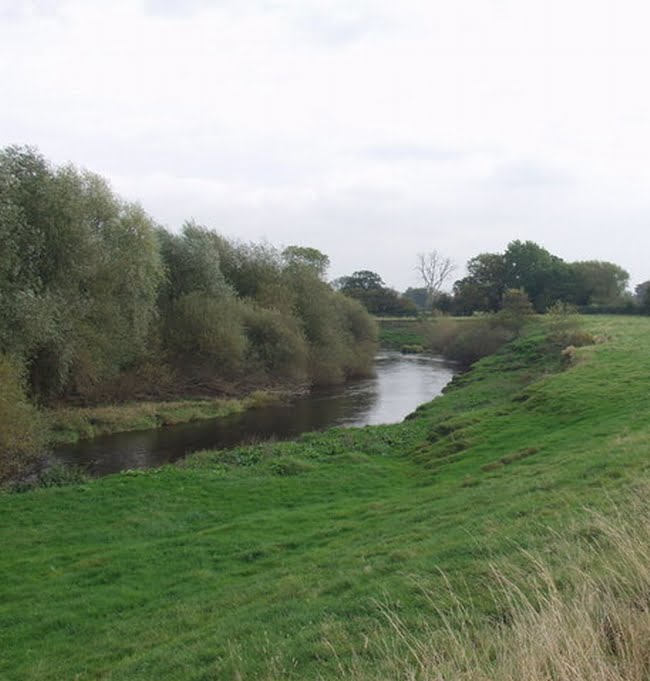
[335,294,378,378]
[164,293,248,379]
[546,302,595,348]
[242,305,308,383]
[496,288,535,335]
[0,354,45,482]
[423,318,513,365]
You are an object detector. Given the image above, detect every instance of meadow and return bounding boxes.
[2,315,650,679]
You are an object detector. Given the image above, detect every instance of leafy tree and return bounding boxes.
[570,261,629,306]
[403,287,429,311]
[0,146,163,399]
[635,281,650,309]
[336,270,417,316]
[496,288,535,335]
[640,285,650,315]
[453,253,507,314]
[158,222,231,301]
[335,270,386,292]
[282,246,330,279]
[503,240,574,312]
[0,145,380,408]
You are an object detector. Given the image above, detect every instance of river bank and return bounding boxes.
[50,352,455,476]
[45,389,298,447]
[44,319,425,449]
[3,316,650,680]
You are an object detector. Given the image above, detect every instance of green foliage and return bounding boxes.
[158,222,231,301]
[638,282,650,315]
[242,305,308,382]
[453,241,631,316]
[378,319,426,350]
[0,146,377,420]
[400,344,425,354]
[453,252,506,314]
[336,270,418,316]
[496,288,535,335]
[503,240,574,312]
[570,260,629,306]
[291,269,377,383]
[0,354,44,482]
[165,293,248,379]
[0,146,164,399]
[282,245,330,279]
[402,287,429,311]
[423,317,513,365]
[545,302,596,352]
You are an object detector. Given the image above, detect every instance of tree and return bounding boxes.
[402,287,429,311]
[450,253,506,315]
[635,281,650,307]
[638,282,650,314]
[416,251,455,309]
[497,288,535,335]
[0,146,164,399]
[336,270,417,316]
[335,270,386,292]
[282,246,330,279]
[503,240,574,312]
[570,261,629,306]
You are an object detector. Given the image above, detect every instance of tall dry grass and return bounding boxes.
[336,493,650,681]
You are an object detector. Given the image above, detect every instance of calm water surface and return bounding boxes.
[54,351,455,476]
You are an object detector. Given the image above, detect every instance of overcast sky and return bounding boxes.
[2,0,650,290]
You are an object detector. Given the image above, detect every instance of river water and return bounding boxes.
[53,351,455,476]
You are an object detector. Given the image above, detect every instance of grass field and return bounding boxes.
[2,316,650,679]
[377,317,426,350]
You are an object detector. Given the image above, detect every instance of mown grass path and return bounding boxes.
[2,316,650,679]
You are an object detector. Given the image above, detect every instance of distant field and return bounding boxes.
[377,317,425,349]
[2,316,650,680]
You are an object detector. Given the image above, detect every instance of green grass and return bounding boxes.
[377,317,426,349]
[2,316,650,679]
[45,390,287,446]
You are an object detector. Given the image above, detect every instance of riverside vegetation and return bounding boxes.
[0,147,377,481]
[2,314,650,680]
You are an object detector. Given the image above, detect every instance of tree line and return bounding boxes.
[340,242,645,316]
[0,146,377,407]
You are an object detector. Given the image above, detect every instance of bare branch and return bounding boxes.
[416,251,456,306]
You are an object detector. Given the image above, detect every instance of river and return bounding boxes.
[53,351,455,476]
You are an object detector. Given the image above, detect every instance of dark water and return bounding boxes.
[53,351,455,477]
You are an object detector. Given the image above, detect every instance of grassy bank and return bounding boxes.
[377,317,426,350]
[45,390,291,446]
[2,316,650,679]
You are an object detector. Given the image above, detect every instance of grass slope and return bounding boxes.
[1,316,650,680]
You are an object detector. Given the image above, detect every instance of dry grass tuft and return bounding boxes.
[337,491,650,681]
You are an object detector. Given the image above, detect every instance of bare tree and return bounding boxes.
[416,251,455,308]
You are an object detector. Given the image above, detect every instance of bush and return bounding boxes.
[496,288,534,335]
[423,318,513,365]
[164,293,248,380]
[546,302,595,348]
[242,305,308,383]
[0,354,45,482]
[335,294,378,378]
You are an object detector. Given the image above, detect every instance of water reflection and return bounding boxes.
[54,351,455,476]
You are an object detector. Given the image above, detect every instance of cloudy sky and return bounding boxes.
[2,0,650,290]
